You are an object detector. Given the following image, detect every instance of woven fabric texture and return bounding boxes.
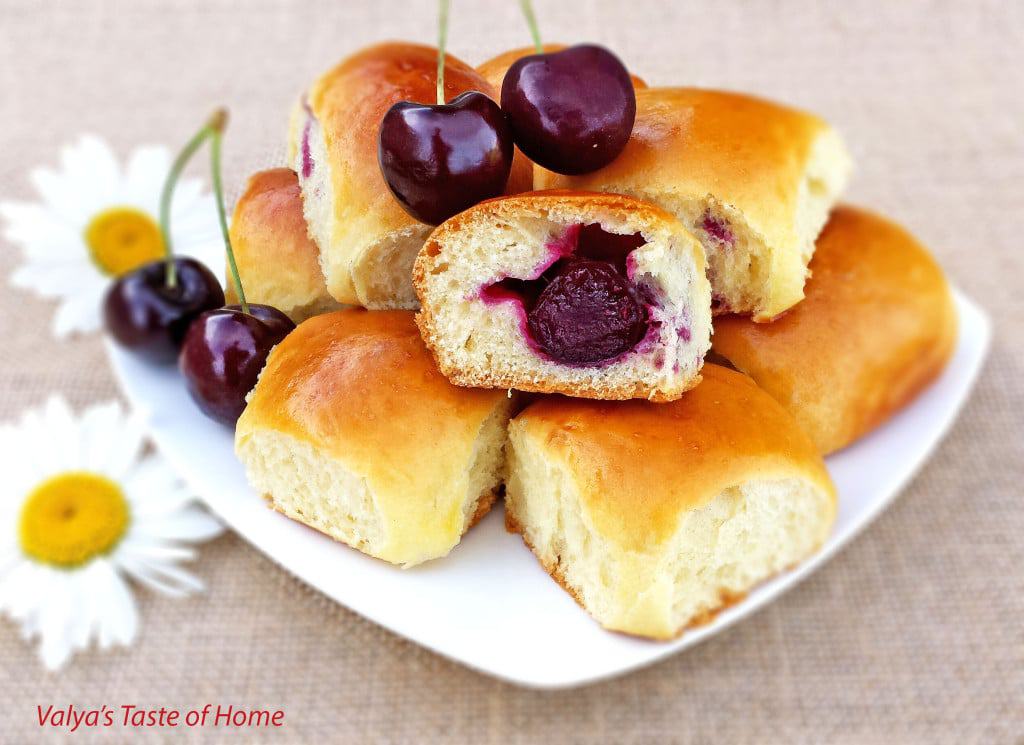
[0,1,1021,742]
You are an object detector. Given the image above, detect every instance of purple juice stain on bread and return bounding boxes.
[479,224,659,365]
[701,212,734,246]
[300,99,315,178]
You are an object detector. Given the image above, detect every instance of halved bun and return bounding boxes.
[226,168,342,322]
[536,87,852,321]
[289,42,501,310]
[505,364,837,639]
[414,190,712,401]
[235,310,515,567]
[712,205,957,454]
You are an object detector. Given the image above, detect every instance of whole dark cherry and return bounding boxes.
[527,259,647,365]
[378,91,514,225]
[501,45,636,175]
[178,304,295,426]
[103,258,225,363]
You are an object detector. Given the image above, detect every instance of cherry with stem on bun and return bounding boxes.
[378,0,514,225]
[103,112,226,362]
[178,111,295,427]
[501,0,636,175]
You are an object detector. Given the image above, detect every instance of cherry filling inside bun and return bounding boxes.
[481,224,651,365]
[413,192,712,402]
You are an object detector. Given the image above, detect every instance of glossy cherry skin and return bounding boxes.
[378,91,514,225]
[527,259,647,365]
[501,45,636,175]
[103,258,225,363]
[178,304,295,426]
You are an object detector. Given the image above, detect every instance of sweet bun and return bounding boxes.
[414,190,712,401]
[505,364,837,640]
[289,42,503,310]
[712,206,957,454]
[535,88,852,321]
[235,309,515,567]
[226,168,342,322]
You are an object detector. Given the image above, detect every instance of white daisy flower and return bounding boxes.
[0,135,224,338]
[0,396,223,670]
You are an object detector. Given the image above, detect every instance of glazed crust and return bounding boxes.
[236,309,512,558]
[535,87,829,251]
[412,189,708,401]
[509,364,836,553]
[712,205,958,454]
[226,168,338,320]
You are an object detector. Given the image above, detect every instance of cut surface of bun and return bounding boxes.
[505,364,837,639]
[289,42,502,310]
[535,87,852,321]
[713,205,957,454]
[414,190,712,401]
[235,310,515,567]
[226,168,342,322]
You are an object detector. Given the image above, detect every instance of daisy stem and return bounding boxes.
[158,116,218,289]
[519,0,543,54]
[436,0,449,105]
[207,109,249,315]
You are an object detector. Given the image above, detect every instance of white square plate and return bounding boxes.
[106,290,989,689]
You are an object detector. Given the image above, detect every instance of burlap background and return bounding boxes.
[1,1,1021,742]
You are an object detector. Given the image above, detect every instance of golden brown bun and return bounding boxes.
[535,87,851,321]
[293,42,502,309]
[712,205,957,454]
[235,310,515,566]
[414,189,711,401]
[476,44,646,198]
[225,168,342,322]
[505,364,837,639]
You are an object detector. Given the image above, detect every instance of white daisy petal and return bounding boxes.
[37,572,77,670]
[99,569,138,649]
[124,146,170,210]
[53,289,103,337]
[61,136,123,213]
[133,507,224,542]
[117,539,196,564]
[116,554,204,598]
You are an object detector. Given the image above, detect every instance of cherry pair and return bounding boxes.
[379,1,635,226]
[104,110,294,426]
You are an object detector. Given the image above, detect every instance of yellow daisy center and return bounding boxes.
[84,206,165,277]
[19,471,130,569]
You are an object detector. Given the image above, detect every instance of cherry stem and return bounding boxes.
[436,0,450,105]
[207,109,249,315]
[519,0,543,54]
[158,113,221,289]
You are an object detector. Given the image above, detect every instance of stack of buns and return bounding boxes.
[232,42,956,638]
